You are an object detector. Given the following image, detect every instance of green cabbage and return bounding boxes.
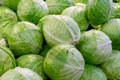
[0,46,16,76]
[76,30,112,65]
[0,67,43,80]
[79,64,107,80]
[62,3,89,31]
[46,0,73,14]
[112,3,120,18]
[17,0,48,24]
[44,44,85,80]
[0,6,18,39]
[86,0,113,25]
[17,54,46,80]
[102,50,120,80]
[39,15,81,47]
[8,21,43,57]
[101,19,120,51]
[1,0,20,11]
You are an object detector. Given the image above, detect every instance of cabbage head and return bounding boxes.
[39,15,81,47]
[62,3,89,31]
[72,0,88,4]
[8,21,43,57]
[0,6,18,38]
[79,64,107,80]
[112,3,120,18]
[0,46,16,76]
[46,0,73,14]
[16,54,46,80]
[44,44,85,80]
[17,0,48,24]
[1,0,20,11]
[86,0,113,25]
[76,30,112,65]
[101,19,120,51]
[0,67,43,80]
[102,50,120,80]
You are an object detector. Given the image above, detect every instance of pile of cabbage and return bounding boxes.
[0,0,120,80]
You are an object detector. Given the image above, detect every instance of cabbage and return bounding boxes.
[72,0,88,4]
[0,46,16,76]
[17,54,46,80]
[101,50,120,80]
[79,64,107,80]
[62,3,89,31]
[46,0,73,14]
[8,21,43,57]
[17,0,48,24]
[39,15,81,47]
[0,67,43,80]
[0,6,18,38]
[76,30,112,65]
[86,0,113,25]
[112,3,120,18]
[101,19,120,51]
[44,44,85,80]
[1,0,20,11]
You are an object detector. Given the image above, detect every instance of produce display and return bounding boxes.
[0,0,120,80]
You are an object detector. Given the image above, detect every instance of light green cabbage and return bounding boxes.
[46,0,73,14]
[0,6,18,39]
[79,64,107,80]
[62,3,89,31]
[86,0,113,25]
[0,46,16,76]
[17,54,46,80]
[1,0,20,11]
[8,21,43,57]
[101,19,120,51]
[0,67,43,80]
[44,44,85,80]
[112,3,120,18]
[39,15,81,47]
[17,0,48,24]
[102,50,120,80]
[76,30,112,65]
